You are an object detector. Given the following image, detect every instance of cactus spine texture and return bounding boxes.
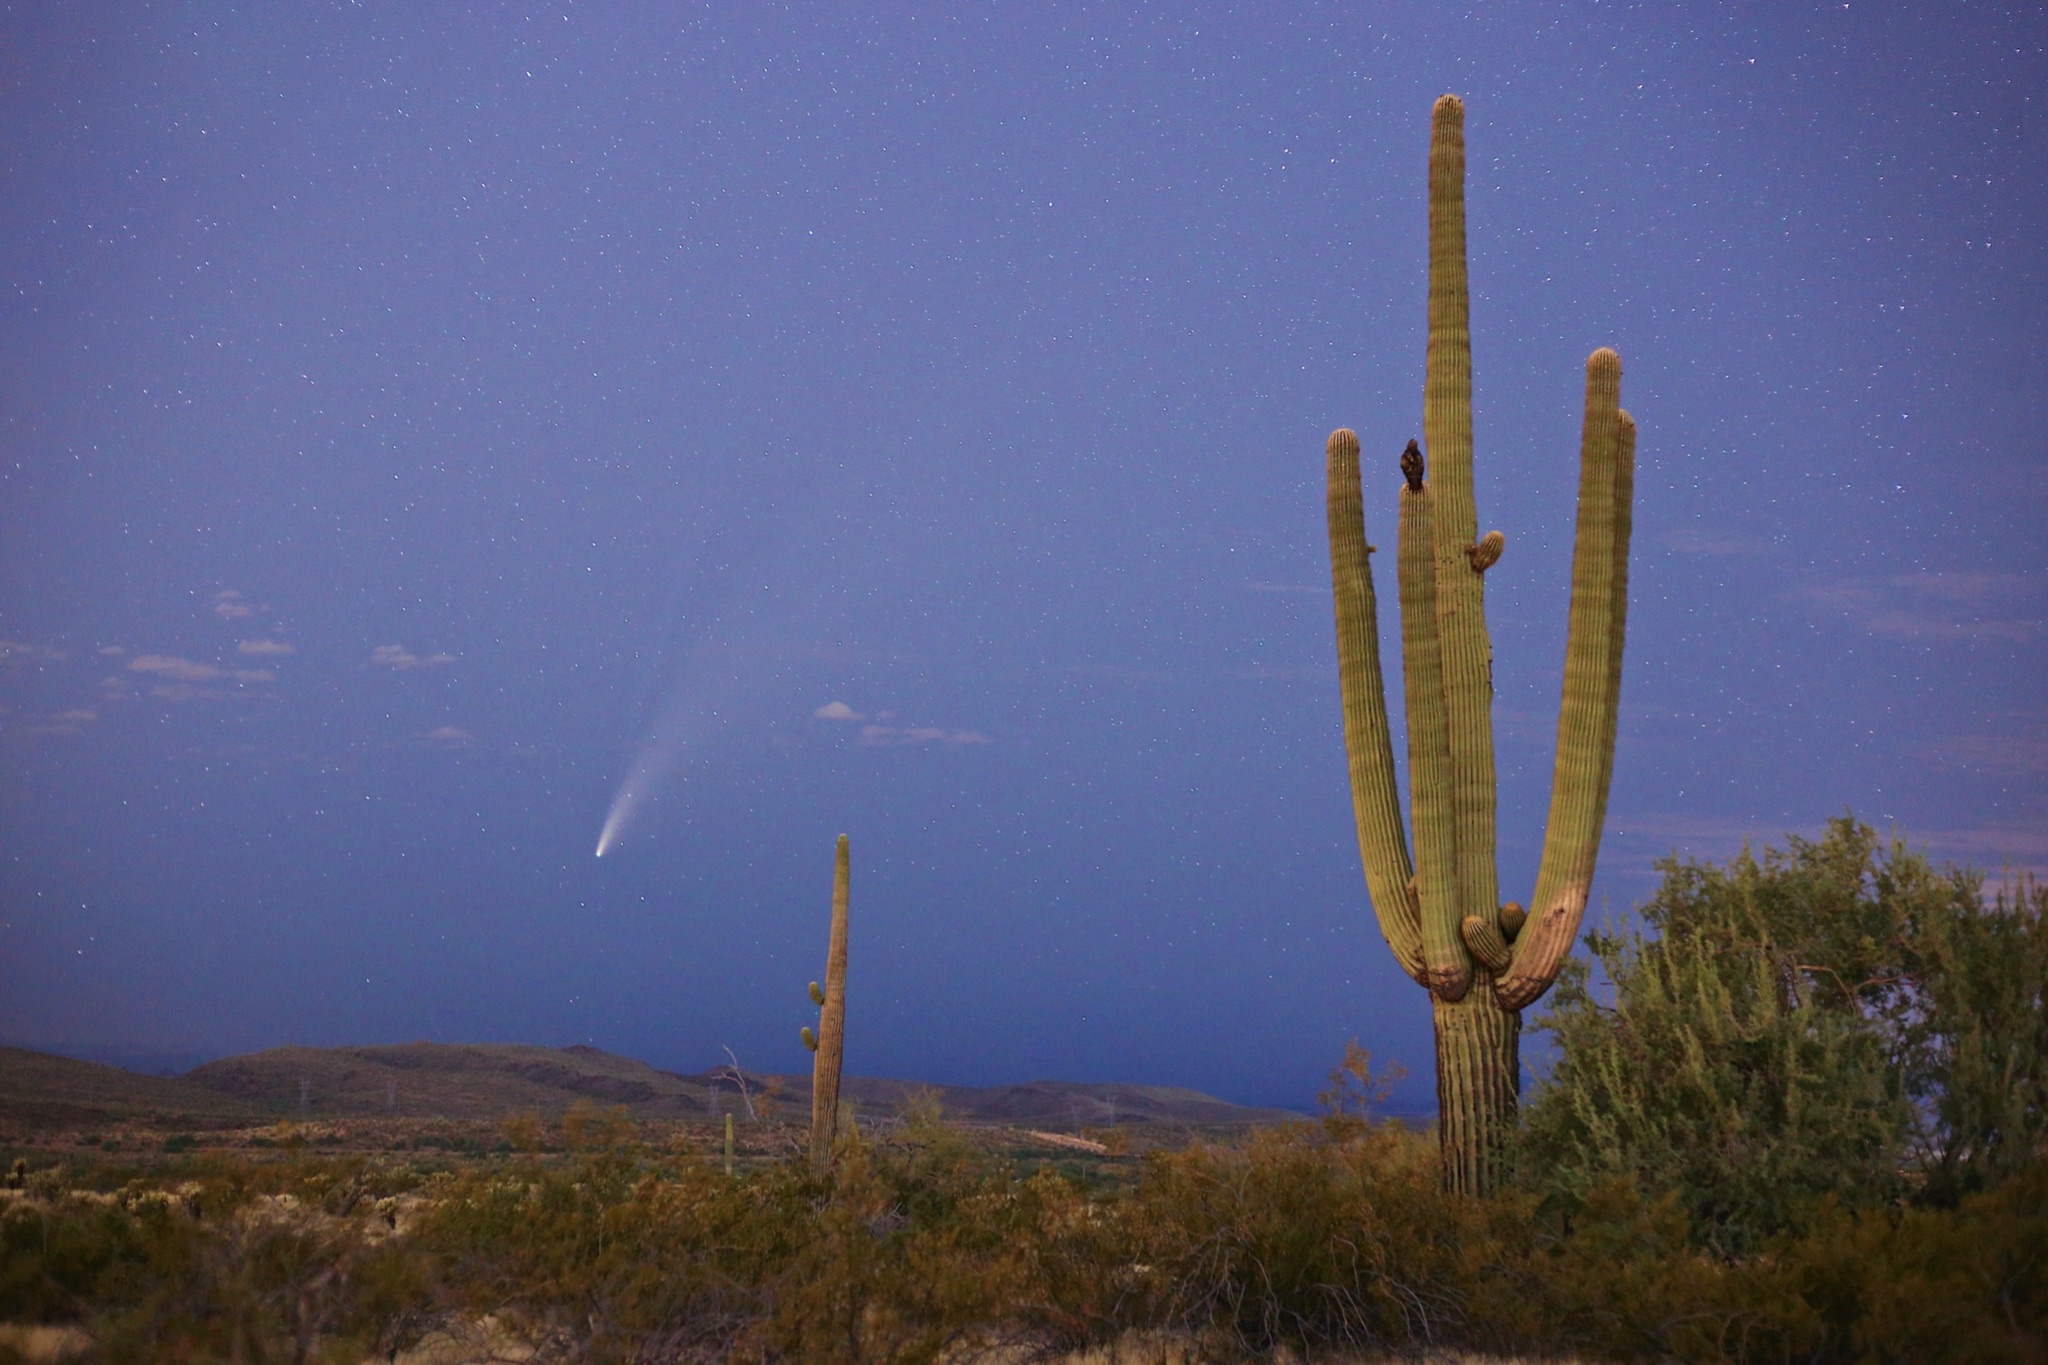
[807,833,851,1166]
[1326,95,1636,1195]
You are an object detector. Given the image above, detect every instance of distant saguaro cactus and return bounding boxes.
[801,833,851,1165]
[1326,95,1636,1195]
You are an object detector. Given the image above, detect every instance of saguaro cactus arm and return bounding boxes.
[1396,461,1471,1001]
[809,833,851,1163]
[1423,93,1504,955]
[1326,428,1426,984]
[1497,352,1636,1011]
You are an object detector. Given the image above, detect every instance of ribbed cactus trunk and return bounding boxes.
[1325,95,1636,1196]
[806,834,850,1166]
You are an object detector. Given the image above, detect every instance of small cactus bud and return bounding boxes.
[801,1026,818,1052]
[1467,530,1504,572]
[1460,914,1513,972]
[808,981,825,1006]
[1498,901,1527,941]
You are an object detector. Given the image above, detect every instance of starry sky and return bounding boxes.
[2,4,2041,1110]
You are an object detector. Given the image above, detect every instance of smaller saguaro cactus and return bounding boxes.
[723,1111,735,1176]
[801,833,851,1166]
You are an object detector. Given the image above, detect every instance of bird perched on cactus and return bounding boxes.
[1325,95,1637,1195]
[800,833,851,1166]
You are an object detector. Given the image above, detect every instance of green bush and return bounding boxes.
[1524,816,2048,1252]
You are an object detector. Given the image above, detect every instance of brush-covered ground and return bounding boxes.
[1,1099,2041,1365]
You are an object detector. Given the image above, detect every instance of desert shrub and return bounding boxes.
[418,1131,782,1356]
[0,1184,154,1323]
[1120,1120,1509,1357]
[415,1107,1126,1363]
[1896,867,2048,1206]
[2,1123,2044,1361]
[1524,817,2047,1252]
[1763,1153,2048,1365]
[0,1161,433,1363]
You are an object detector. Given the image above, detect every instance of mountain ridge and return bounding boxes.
[1,1042,1304,1131]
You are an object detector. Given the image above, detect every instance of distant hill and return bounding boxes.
[183,1043,720,1121]
[1,1042,1298,1131]
[828,1074,1299,1129]
[0,1047,263,1130]
[183,1043,1299,1128]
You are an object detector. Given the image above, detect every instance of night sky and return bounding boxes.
[2,4,2041,1110]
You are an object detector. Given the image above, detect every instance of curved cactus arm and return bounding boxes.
[1498,352,1634,1010]
[1326,428,1426,984]
[1460,914,1512,973]
[1397,465,1471,1000]
[1423,93,1503,961]
[810,833,851,1163]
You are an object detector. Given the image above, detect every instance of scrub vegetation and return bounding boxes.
[3,822,2041,1363]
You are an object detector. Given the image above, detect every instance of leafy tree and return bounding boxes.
[1524,816,2048,1252]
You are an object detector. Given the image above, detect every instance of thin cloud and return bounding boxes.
[238,639,293,656]
[858,723,989,747]
[1797,570,2040,643]
[421,724,474,746]
[1068,663,1172,683]
[0,640,67,666]
[1603,811,1811,853]
[1916,820,2048,877]
[1920,718,2048,777]
[1664,528,1759,556]
[1229,665,1322,681]
[147,683,224,702]
[212,590,255,620]
[1605,811,2048,880]
[97,645,125,656]
[22,708,98,737]
[813,701,865,721]
[370,644,457,670]
[231,669,277,684]
[128,655,221,682]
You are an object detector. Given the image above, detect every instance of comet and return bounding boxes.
[590,497,834,858]
[594,712,699,857]
[593,691,724,858]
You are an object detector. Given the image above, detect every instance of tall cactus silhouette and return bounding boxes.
[800,833,851,1166]
[1327,95,1636,1194]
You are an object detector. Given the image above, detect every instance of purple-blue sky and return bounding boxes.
[2,4,2041,1109]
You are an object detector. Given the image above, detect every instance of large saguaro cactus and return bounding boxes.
[800,833,851,1166]
[1327,95,1636,1195]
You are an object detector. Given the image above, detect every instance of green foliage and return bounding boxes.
[1525,816,2048,1251]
